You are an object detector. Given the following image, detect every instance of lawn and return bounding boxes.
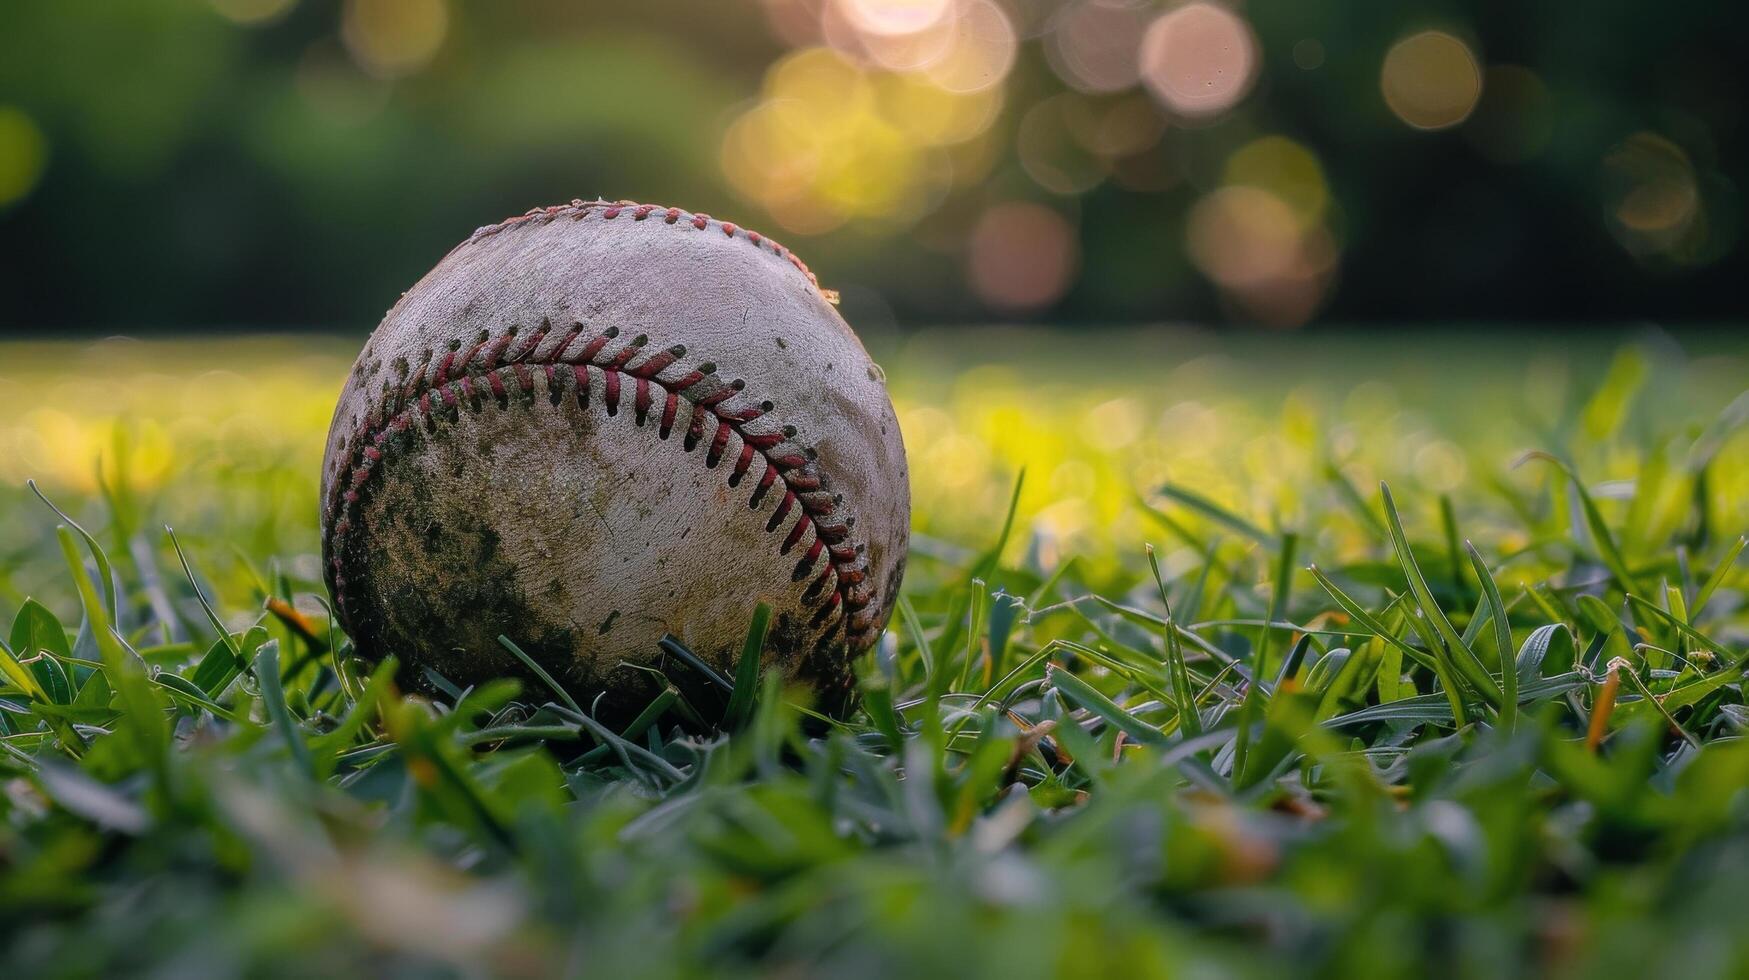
[2,328,1748,978]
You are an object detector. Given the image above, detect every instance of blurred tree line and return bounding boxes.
[0,0,1740,332]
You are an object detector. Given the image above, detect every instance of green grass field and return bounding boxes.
[2,329,1748,978]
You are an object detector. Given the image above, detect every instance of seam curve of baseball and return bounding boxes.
[452,198,822,293]
[324,320,881,655]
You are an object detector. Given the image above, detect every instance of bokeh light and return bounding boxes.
[1380,31,1482,131]
[341,0,448,79]
[836,0,954,36]
[1138,2,1259,120]
[1223,136,1328,227]
[822,0,958,71]
[967,202,1078,313]
[1043,1,1148,94]
[1187,187,1302,287]
[1187,185,1336,326]
[0,107,48,207]
[1602,131,1700,259]
[1080,94,1167,158]
[10,0,1741,331]
[725,0,1034,236]
[922,1,1018,94]
[722,46,977,233]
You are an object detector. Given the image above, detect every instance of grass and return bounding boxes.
[1,328,1748,978]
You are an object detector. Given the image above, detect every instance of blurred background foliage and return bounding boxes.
[0,0,1741,332]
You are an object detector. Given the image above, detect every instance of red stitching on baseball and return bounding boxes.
[781,513,809,552]
[750,466,778,508]
[634,377,653,425]
[729,442,756,486]
[706,419,731,468]
[768,494,797,535]
[602,369,621,414]
[574,331,611,364]
[325,326,879,650]
[659,391,678,439]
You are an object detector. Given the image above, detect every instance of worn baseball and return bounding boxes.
[320,200,909,716]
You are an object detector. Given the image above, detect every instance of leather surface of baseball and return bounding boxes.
[320,200,910,715]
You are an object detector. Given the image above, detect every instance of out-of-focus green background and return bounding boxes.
[0,0,1741,331]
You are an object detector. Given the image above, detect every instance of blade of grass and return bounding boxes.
[165,526,249,678]
[1309,563,1469,726]
[1440,495,1470,608]
[656,635,733,693]
[255,640,314,780]
[31,481,117,622]
[500,636,683,784]
[499,635,586,716]
[57,526,166,769]
[1609,659,1700,749]
[1380,483,1502,709]
[1256,532,1298,682]
[1045,663,1168,747]
[1691,536,1745,619]
[723,602,772,731]
[1154,482,1278,547]
[1465,541,1517,730]
[1146,545,1200,739]
[1515,452,1644,596]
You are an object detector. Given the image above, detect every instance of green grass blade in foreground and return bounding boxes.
[255,640,314,779]
[1692,536,1746,618]
[0,633,49,703]
[1515,623,1577,681]
[1610,662,1701,749]
[1623,594,1736,663]
[1234,531,1297,779]
[1044,662,1166,747]
[499,635,684,784]
[1440,495,1470,608]
[933,471,1026,683]
[1308,562,1470,726]
[56,525,168,769]
[166,526,249,677]
[1686,387,1749,473]
[620,687,680,741]
[1146,545,1200,739]
[1255,531,1297,681]
[1305,565,1433,669]
[1515,451,1644,596]
[656,635,733,693]
[498,634,586,717]
[1154,482,1278,547]
[1466,541,1517,729]
[31,481,118,622]
[1380,483,1502,709]
[1326,672,1589,728]
[724,602,772,731]
[1324,459,1388,538]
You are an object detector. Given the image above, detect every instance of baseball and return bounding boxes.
[319,200,910,716]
